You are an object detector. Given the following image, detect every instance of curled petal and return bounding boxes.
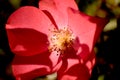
[39,0,78,29]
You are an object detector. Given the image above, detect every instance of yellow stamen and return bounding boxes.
[48,27,75,54]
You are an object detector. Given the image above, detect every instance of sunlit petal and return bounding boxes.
[39,0,78,29]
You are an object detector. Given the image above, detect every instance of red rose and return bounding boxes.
[5,0,108,80]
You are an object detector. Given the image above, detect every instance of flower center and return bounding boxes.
[48,27,75,54]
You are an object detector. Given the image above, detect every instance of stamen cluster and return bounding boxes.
[49,28,75,54]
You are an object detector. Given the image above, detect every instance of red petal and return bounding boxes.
[12,51,62,80]
[6,6,54,35]
[58,63,90,80]
[57,49,95,80]
[57,8,108,80]
[6,27,49,56]
[6,6,55,56]
[67,8,109,61]
[39,0,78,29]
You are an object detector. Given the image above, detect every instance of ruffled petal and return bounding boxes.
[39,0,78,29]
[12,51,62,80]
[67,8,109,61]
[5,6,55,56]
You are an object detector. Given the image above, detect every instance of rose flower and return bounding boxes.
[5,0,108,80]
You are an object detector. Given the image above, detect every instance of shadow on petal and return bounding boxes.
[42,10,58,29]
[58,63,90,80]
[15,67,49,80]
[6,28,49,56]
[12,50,62,80]
[57,37,96,80]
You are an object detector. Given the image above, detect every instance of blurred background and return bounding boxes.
[0,0,120,80]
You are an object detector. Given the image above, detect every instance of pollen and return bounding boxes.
[48,27,75,54]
